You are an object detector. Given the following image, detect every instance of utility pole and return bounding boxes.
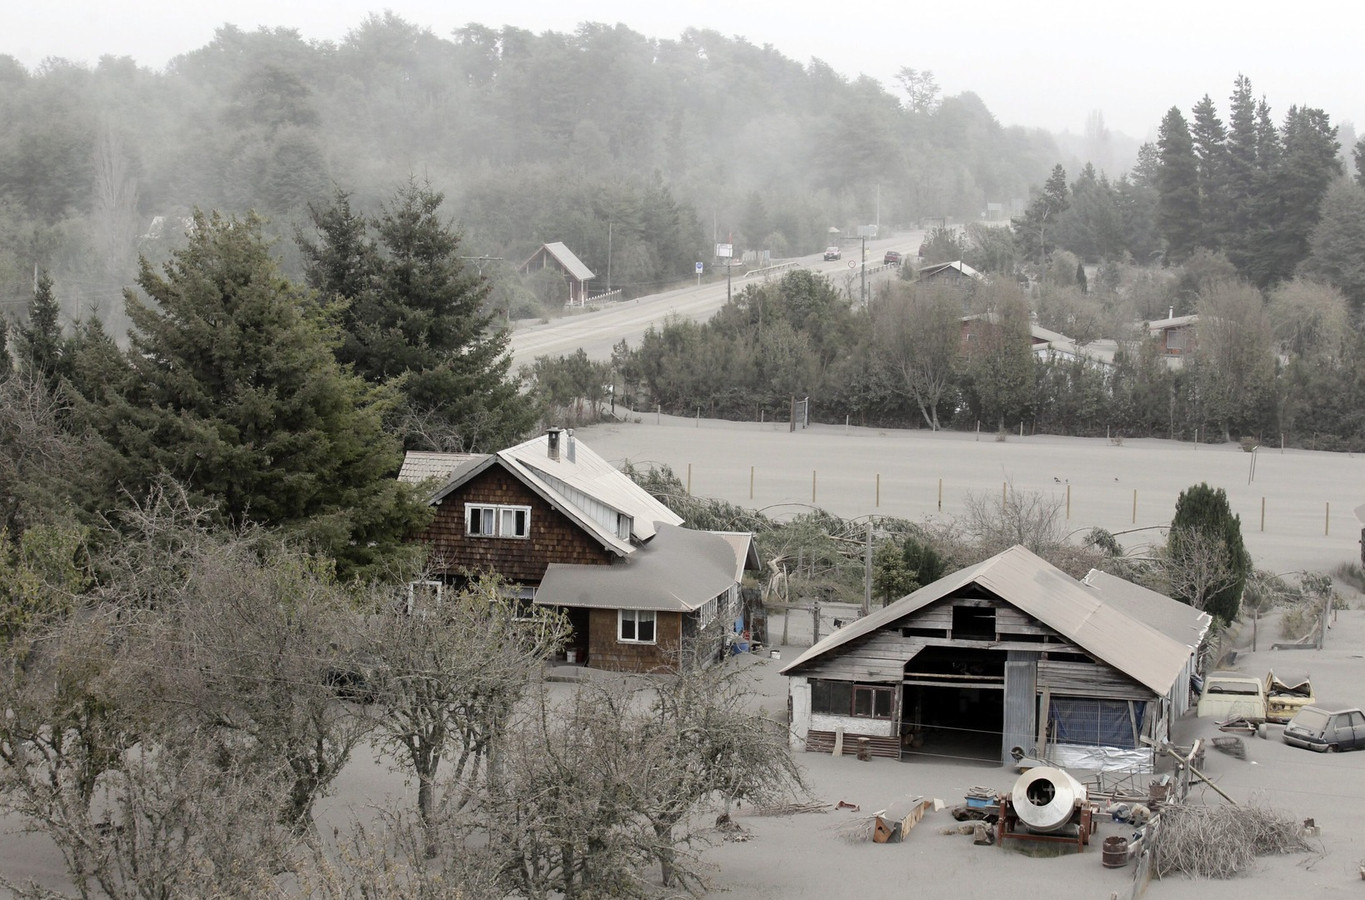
[857,224,876,305]
[606,220,612,293]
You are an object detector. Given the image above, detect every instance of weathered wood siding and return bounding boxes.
[587,607,684,672]
[415,465,615,583]
[1037,658,1150,700]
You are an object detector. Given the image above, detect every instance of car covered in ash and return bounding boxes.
[1265,670,1314,724]
[1282,706,1365,752]
[883,250,903,265]
[1195,672,1266,721]
[823,246,842,260]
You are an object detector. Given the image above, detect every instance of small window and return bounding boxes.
[466,504,531,539]
[619,609,657,644]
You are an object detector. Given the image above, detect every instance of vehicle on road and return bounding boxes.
[823,246,842,261]
[1282,706,1365,752]
[883,250,902,265]
[1265,670,1314,724]
[1196,672,1266,721]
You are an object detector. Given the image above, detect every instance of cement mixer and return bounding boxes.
[996,766,1097,851]
[1011,766,1087,833]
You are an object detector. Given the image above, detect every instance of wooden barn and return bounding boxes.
[399,429,757,672]
[781,546,1208,771]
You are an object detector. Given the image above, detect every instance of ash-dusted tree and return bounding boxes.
[366,575,569,854]
[1166,482,1251,623]
[72,209,429,580]
[92,484,377,829]
[1156,106,1202,264]
[869,283,962,430]
[483,664,804,898]
[300,182,535,452]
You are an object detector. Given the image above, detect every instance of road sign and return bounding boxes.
[695,261,704,274]
[848,260,856,268]
[715,243,733,258]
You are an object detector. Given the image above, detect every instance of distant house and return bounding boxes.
[519,242,596,306]
[780,545,1206,771]
[919,259,987,285]
[399,430,758,672]
[959,313,1116,368]
[1148,313,1199,358]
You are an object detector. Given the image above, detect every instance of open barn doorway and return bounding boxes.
[900,647,1005,764]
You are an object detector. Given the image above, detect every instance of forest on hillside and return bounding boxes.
[0,13,1066,333]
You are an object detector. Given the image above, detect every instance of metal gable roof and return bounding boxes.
[521,242,595,283]
[535,524,737,612]
[1082,569,1212,651]
[781,545,1193,696]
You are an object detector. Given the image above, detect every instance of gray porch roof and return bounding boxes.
[535,524,737,613]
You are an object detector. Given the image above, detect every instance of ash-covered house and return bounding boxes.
[781,546,1208,771]
[399,429,758,673]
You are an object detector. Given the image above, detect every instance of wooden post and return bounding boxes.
[1019,421,1023,438]
[1002,481,1007,509]
[1066,484,1071,520]
[937,478,943,511]
[1132,489,1137,524]
[1036,688,1052,758]
[1260,497,1265,532]
[1325,502,1330,536]
[875,473,881,508]
[812,470,817,503]
[686,463,692,495]
[749,465,755,500]
[656,404,661,425]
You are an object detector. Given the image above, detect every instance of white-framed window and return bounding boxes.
[406,580,443,616]
[697,596,718,629]
[618,609,657,644]
[466,503,531,538]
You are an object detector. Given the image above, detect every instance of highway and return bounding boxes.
[506,230,925,369]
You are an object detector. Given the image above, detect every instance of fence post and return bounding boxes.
[1261,497,1265,533]
[1132,489,1137,524]
[749,465,755,500]
[875,473,880,508]
[938,478,943,512]
[812,470,817,504]
[1066,484,1071,520]
[686,463,692,495]
[1325,502,1331,536]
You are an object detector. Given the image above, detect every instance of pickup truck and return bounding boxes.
[1264,671,1314,724]
[1196,672,1267,722]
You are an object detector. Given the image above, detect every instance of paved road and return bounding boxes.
[506,231,924,369]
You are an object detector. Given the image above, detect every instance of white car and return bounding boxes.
[823,246,842,261]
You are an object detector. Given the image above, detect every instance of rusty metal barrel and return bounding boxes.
[1102,835,1129,868]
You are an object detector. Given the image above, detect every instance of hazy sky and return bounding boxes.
[8,1,1360,139]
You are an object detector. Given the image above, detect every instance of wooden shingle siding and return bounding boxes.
[587,608,684,672]
[416,466,615,583]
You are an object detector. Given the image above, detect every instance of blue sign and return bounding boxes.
[695,261,704,274]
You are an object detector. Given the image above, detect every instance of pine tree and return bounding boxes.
[301,181,535,452]
[1155,107,1201,263]
[84,210,429,580]
[16,271,64,388]
[1224,75,1259,272]
[1190,95,1229,250]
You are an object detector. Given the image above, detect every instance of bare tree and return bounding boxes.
[869,285,961,430]
[365,575,569,855]
[961,481,1066,557]
[1160,526,1241,614]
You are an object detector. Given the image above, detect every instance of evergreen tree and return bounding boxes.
[1167,482,1251,624]
[1155,107,1201,263]
[301,181,535,452]
[81,210,429,580]
[1012,164,1069,264]
[1260,106,1340,286]
[1304,180,1365,314]
[16,271,64,387]
[1354,136,1365,187]
[0,318,10,382]
[1223,75,1259,272]
[1190,95,1229,250]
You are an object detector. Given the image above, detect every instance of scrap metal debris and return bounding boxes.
[1211,736,1247,759]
